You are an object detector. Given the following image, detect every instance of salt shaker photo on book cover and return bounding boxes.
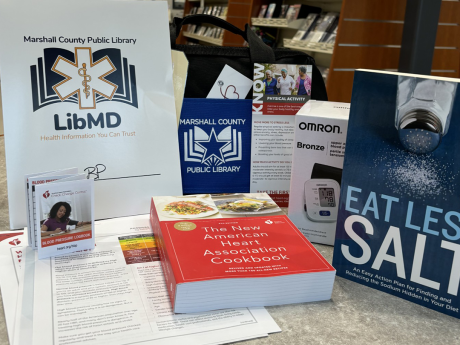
[333,70,460,319]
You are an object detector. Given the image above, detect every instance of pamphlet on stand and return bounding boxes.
[250,63,312,206]
[25,168,78,249]
[0,0,183,229]
[35,176,94,259]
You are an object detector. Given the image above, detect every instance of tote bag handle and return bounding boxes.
[171,14,276,63]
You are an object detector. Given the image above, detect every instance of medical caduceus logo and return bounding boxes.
[52,47,117,109]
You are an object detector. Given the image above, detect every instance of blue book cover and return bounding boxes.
[332,70,460,319]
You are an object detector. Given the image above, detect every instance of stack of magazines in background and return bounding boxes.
[188,5,228,18]
[292,12,339,44]
[285,12,338,53]
[255,3,322,22]
[185,24,224,41]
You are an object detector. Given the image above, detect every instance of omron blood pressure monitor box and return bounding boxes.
[288,101,350,245]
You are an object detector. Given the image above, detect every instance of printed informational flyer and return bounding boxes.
[251,63,312,206]
[0,1,182,229]
[0,231,26,343]
[13,246,35,345]
[13,216,280,345]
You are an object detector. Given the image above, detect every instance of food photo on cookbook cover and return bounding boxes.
[152,193,284,222]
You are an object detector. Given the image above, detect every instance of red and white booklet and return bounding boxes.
[150,193,335,313]
[34,174,95,259]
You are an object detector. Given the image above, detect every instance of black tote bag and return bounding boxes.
[170,14,328,101]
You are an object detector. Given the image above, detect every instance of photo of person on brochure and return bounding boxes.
[277,68,296,95]
[41,201,91,237]
[261,64,312,97]
[296,66,312,96]
[255,63,312,115]
[263,70,279,95]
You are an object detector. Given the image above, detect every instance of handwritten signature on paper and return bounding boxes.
[85,164,107,180]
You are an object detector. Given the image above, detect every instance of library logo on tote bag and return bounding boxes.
[178,98,252,193]
[184,126,243,168]
[30,47,138,111]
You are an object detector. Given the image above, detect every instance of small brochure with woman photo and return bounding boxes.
[35,178,94,259]
[25,168,78,249]
[253,63,312,115]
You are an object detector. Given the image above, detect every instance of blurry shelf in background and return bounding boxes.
[185,14,227,20]
[183,32,223,46]
[251,18,305,29]
[180,0,249,46]
[284,39,334,54]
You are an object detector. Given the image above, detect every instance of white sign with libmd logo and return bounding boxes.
[288,101,350,246]
[0,1,182,229]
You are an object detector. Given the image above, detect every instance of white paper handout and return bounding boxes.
[0,230,26,344]
[19,216,281,345]
[0,1,183,229]
[207,65,253,99]
[13,246,35,345]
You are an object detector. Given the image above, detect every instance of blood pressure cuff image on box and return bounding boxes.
[178,98,252,194]
[304,163,343,223]
[310,163,343,185]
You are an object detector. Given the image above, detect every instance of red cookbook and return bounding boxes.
[150,194,335,313]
